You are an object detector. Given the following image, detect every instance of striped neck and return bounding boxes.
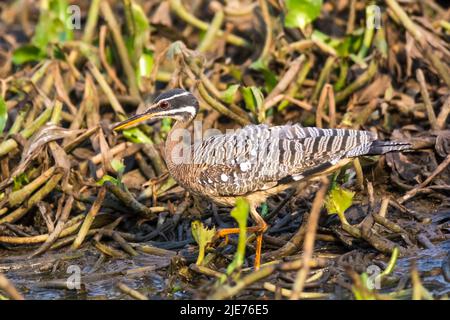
[164,118,195,170]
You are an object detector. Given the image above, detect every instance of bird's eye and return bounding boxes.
[159,101,169,109]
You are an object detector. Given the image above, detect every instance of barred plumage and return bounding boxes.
[114,89,411,268]
[170,124,409,199]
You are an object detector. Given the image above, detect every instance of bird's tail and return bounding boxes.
[366,140,412,155]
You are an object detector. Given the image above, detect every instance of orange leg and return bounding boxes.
[250,206,268,270]
[215,206,268,270]
[216,226,263,238]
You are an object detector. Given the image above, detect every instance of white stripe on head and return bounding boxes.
[158,106,197,117]
[157,91,191,103]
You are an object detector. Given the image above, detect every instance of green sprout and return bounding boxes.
[191,220,216,266]
[226,197,250,275]
[325,185,354,225]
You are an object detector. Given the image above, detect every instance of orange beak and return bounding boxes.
[112,102,160,131]
[113,113,154,131]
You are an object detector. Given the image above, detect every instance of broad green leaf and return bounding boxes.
[221,84,240,104]
[325,185,354,225]
[0,96,7,133]
[14,0,73,64]
[12,45,46,65]
[284,0,323,29]
[191,220,216,266]
[34,0,73,48]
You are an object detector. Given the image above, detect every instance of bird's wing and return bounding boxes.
[193,125,377,196]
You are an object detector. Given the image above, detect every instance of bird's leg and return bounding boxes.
[249,206,268,270]
[215,225,265,237]
[215,206,268,269]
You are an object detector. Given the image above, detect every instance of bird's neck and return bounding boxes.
[164,118,194,170]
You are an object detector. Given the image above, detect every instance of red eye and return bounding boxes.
[160,101,169,109]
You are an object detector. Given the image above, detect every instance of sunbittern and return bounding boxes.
[113,88,411,269]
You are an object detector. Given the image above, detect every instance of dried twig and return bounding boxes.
[290,178,329,300]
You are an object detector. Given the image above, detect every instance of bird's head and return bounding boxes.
[113,88,199,131]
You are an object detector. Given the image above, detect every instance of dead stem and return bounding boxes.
[104,181,160,220]
[399,154,450,204]
[169,0,248,47]
[30,195,74,257]
[416,69,438,130]
[290,177,329,300]
[100,0,140,98]
[72,187,106,250]
[0,273,24,300]
[117,282,149,300]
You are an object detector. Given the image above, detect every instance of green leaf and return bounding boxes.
[312,30,363,58]
[242,86,266,122]
[225,197,250,276]
[138,50,154,78]
[250,59,277,92]
[191,220,216,266]
[230,197,250,226]
[123,127,153,144]
[110,159,125,174]
[284,0,323,29]
[241,86,264,113]
[130,1,150,65]
[241,87,256,113]
[33,0,73,48]
[96,175,119,186]
[14,0,73,64]
[12,45,45,65]
[221,84,240,104]
[0,96,7,133]
[13,173,29,191]
[325,185,354,225]
[132,2,150,35]
[137,49,154,87]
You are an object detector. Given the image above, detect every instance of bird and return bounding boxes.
[113,88,411,269]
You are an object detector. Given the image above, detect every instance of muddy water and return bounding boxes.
[0,247,179,300]
[1,239,449,299]
[393,239,450,297]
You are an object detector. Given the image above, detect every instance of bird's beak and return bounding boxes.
[113,103,157,131]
